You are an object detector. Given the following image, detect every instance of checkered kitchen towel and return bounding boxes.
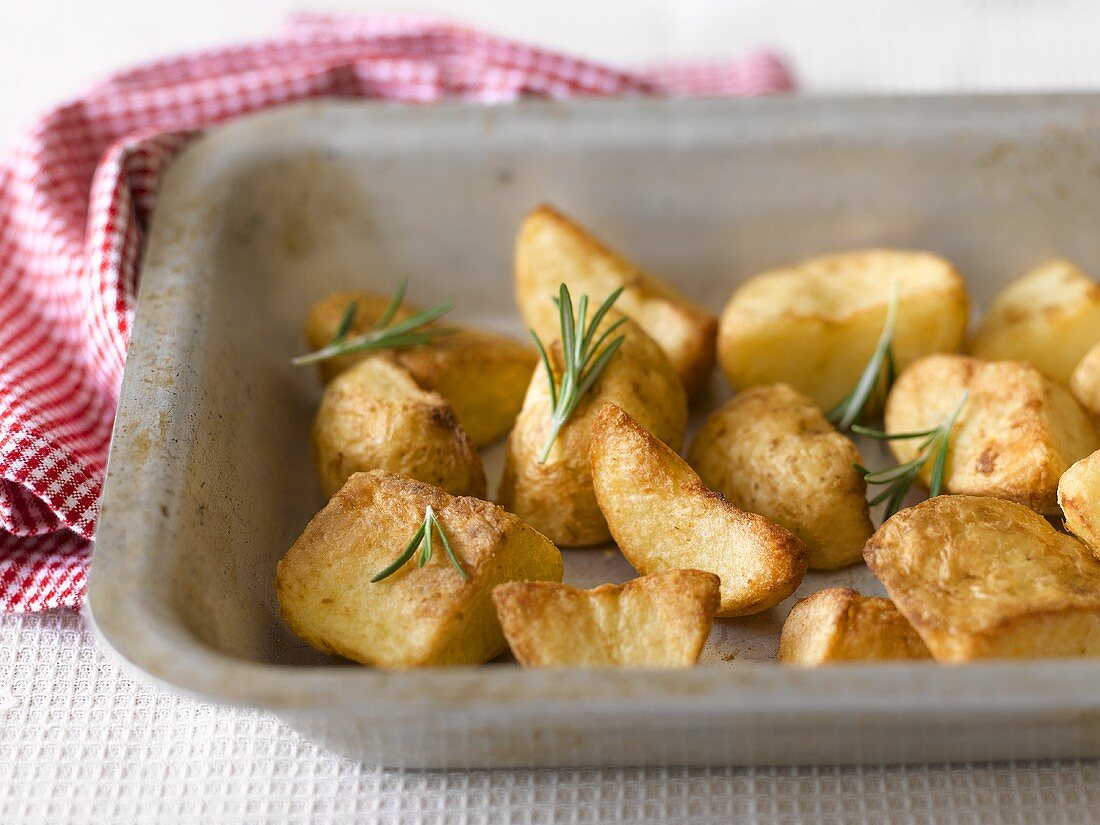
[0,14,792,612]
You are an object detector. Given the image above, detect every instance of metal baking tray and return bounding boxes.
[88,95,1100,768]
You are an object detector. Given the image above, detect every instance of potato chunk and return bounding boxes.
[499,317,687,546]
[884,355,1099,515]
[306,290,536,445]
[1072,341,1100,421]
[492,569,719,667]
[970,259,1100,386]
[590,403,807,616]
[1059,450,1100,559]
[717,249,968,411]
[864,495,1100,661]
[276,470,564,668]
[312,359,486,499]
[687,384,871,569]
[778,588,931,665]
[515,205,717,397]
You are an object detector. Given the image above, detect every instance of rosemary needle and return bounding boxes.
[531,284,627,463]
[292,279,457,366]
[371,505,467,583]
[827,282,900,431]
[852,392,969,519]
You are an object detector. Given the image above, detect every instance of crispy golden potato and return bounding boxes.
[778,588,931,665]
[306,290,536,445]
[688,384,872,569]
[885,355,1099,515]
[515,204,718,398]
[276,470,564,668]
[864,495,1100,661]
[311,358,486,499]
[1059,450,1100,559]
[717,249,969,411]
[590,403,807,616]
[970,259,1100,386]
[1072,341,1100,421]
[499,316,687,546]
[492,569,719,667]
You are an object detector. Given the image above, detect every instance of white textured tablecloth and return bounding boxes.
[6,2,1100,823]
[3,610,1099,825]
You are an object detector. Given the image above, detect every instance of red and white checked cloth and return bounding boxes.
[0,14,793,613]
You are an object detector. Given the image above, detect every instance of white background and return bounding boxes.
[4,1,1100,823]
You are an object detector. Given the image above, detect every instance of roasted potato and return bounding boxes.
[884,355,1099,515]
[864,495,1100,661]
[492,569,719,667]
[970,259,1100,386]
[1072,341,1100,421]
[778,587,931,665]
[688,384,872,569]
[499,316,687,546]
[276,470,564,668]
[590,403,807,616]
[312,358,486,499]
[717,249,969,411]
[306,290,536,445]
[515,204,718,398]
[1059,450,1100,559]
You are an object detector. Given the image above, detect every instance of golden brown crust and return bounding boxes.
[590,402,807,617]
[717,249,969,411]
[1072,341,1100,422]
[1059,449,1100,560]
[884,355,1099,515]
[499,316,688,547]
[970,259,1100,386]
[311,358,486,499]
[305,290,536,445]
[492,569,719,667]
[777,587,931,665]
[515,204,717,398]
[863,495,1100,661]
[688,384,872,569]
[275,470,564,669]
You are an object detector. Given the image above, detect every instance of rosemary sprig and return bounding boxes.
[852,392,969,519]
[827,283,900,431]
[531,284,627,463]
[370,505,467,583]
[292,280,457,366]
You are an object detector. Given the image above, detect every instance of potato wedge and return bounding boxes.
[884,355,1099,515]
[688,384,871,569]
[492,569,719,667]
[499,316,687,546]
[306,290,536,445]
[276,470,564,668]
[1072,341,1100,421]
[1059,450,1100,559]
[717,249,969,411]
[864,495,1100,661]
[312,358,486,499]
[590,403,807,616]
[515,205,717,398]
[778,588,931,665]
[970,259,1100,386]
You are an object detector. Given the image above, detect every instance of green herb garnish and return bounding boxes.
[531,284,627,464]
[371,505,467,583]
[852,392,969,519]
[292,280,457,366]
[827,283,900,431]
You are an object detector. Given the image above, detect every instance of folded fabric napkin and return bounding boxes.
[0,14,793,612]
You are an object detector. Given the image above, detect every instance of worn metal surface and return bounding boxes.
[88,96,1100,767]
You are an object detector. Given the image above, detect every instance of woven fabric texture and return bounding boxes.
[0,13,791,613]
[2,609,1098,825]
